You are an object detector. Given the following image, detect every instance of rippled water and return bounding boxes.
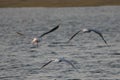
[0,6,120,80]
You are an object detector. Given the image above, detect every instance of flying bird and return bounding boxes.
[68,28,108,46]
[31,25,59,47]
[16,25,59,47]
[40,57,80,73]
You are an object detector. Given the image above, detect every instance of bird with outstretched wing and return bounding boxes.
[40,58,80,73]
[67,28,108,46]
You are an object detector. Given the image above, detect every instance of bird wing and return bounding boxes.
[38,25,59,38]
[91,29,108,46]
[16,32,24,36]
[67,30,81,43]
[62,59,80,73]
[40,60,53,70]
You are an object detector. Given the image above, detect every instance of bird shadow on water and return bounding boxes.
[51,41,69,44]
[108,52,120,55]
[0,76,20,80]
[95,44,112,48]
[48,41,76,47]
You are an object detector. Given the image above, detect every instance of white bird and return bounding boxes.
[68,28,108,46]
[40,57,80,73]
[16,25,59,47]
[31,25,59,47]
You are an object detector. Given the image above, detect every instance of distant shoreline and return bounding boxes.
[0,0,120,8]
